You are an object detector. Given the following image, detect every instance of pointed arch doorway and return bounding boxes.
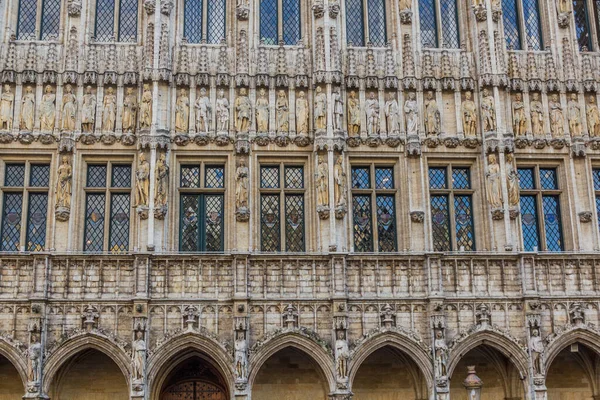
[160,356,228,400]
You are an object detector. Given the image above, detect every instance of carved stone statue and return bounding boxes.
[235,158,249,210]
[567,93,583,137]
[216,89,230,132]
[403,92,418,135]
[434,331,448,377]
[335,330,349,379]
[549,94,565,138]
[235,88,251,133]
[512,93,527,136]
[81,86,96,133]
[195,88,212,133]
[506,153,519,207]
[154,153,169,209]
[424,91,440,136]
[102,87,117,132]
[61,84,77,132]
[332,87,343,131]
[255,88,269,133]
[316,156,329,207]
[334,155,346,208]
[27,333,41,384]
[530,329,544,375]
[132,331,146,381]
[462,91,477,137]
[399,0,411,11]
[348,91,360,136]
[383,93,399,134]
[20,86,35,131]
[588,96,600,137]
[486,154,503,209]
[40,85,56,132]
[276,90,289,133]
[122,87,138,133]
[234,330,248,380]
[530,93,544,136]
[56,156,72,209]
[135,153,150,207]
[140,84,153,129]
[481,88,496,132]
[296,91,309,134]
[0,85,14,130]
[175,88,190,133]
[557,0,569,14]
[365,92,380,135]
[314,86,327,130]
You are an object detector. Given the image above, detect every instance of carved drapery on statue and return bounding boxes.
[0,84,14,131]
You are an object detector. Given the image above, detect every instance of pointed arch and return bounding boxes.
[544,328,600,369]
[0,339,28,389]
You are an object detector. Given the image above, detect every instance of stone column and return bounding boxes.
[23,304,47,399]
[431,312,449,400]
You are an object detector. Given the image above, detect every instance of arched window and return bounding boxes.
[94,0,138,42]
[418,0,460,48]
[345,0,387,46]
[183,0,227,44]
[260,0,301,45]
[502,0,543,50]
[16,0,61,40]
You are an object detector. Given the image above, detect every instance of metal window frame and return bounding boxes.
[517,0,544,50]
[573,0,593,50]
[439,0,460,48]
[364,0,387,46]
[206,0,227,44]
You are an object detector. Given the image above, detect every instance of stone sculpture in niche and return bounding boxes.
[81,86,96,133]
[462,91,477,137]
[102,87,117,132]
[512,93,527,136]
[235,88,251,134]
[481,88,496,132]
[316,156,329,208]
[587,96,600,137]
[234,330,248,380]
[347,90,360,135]
[334,155,347,209]
[195,88,211,133]
[235,158,249,211]
[140,84,153,129]
[175,88,190,133]
[486,154,503,209]
[365,92,380,135]
[276,90,289,133]
[56,155,72,211]
[530,93,544,136]
[332,87,343,131]
[122,87,138,134]
[26,333,41,387]
[424,91,440,136]
[549,94,565,138]
[434,331,448,377]
[296,91,309,134]
[132,330,146,382]
[40,85,56,132]
[135,153,150,207]
[314,86,327,130]
[385,93,400,134]
[61,84,77,132]
[216,89,230,133]
[335,330,349,380]
[20,86,35,131]
[255,88,269,133]
[567,93,582,137]
[506,153,519,207]
[154,153,169,210]
[0,85,14,130]
[530,329,544,375]
[404,92,418,135]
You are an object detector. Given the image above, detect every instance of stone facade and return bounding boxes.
[0,0,600,399]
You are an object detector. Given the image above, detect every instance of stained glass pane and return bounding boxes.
[95,0,116,42]
[207,0,226,44]
[518,168,535,190]
[260,0,278,45]
[1,193,22,251]
[596,195,600,238]
[204,195,223,251]
[180,195,199,251]
[573,0,592,50]
[4,164,25,187]
[26,193,47,252]
[377,195,396,252]
[285,167,304,189]
[367,0,386,46]
[184,0,203,43]
[181,166,201,188]
[84,193,106,252]
[375,167,393,189]
[431,195,450,251]
[30,165,50,187]
[452,168,471,190]
[285,195,304,252]
[112,165,132,188]
[282,0,301,45]
[205,166,225,189]
[543,195,563,251]
[109,193,130,253]
[87,165,107,188]
[40,0,61,40]
[17,0,38,40]
[502,0,522,50]
[594,169,600,191]
[454,195,475,251]
[261,166,279,189]
[261,195,280,251]
[419,0,438,48]
[346,0,365,46]
[440,0,460,48]
[520,195,540,251]
[540,168,558,190]
[353,195,373,252]
[523,0,543,50]
[595,0,600,45]
[352,167,370,189]
[429,168,447,190]
[118,0,138,42]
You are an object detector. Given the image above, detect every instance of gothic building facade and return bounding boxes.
[0,0,600,399]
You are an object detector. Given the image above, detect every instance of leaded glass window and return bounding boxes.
[501,0,544,50]
[594,168,600,237]
[260,164,305,252]
[518,166,564,251]
[17,0,61,40]
[84,163,132,253]
[0,162,50,252]
[179,163,225,252]
[419,0,460,48]
[428,166,475,251]
[351,165,397,252]
[260,0,301,45]
[94,0,139,42]
[345,0,387,46]
[573,0,592,50]
[183,0,226,44]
